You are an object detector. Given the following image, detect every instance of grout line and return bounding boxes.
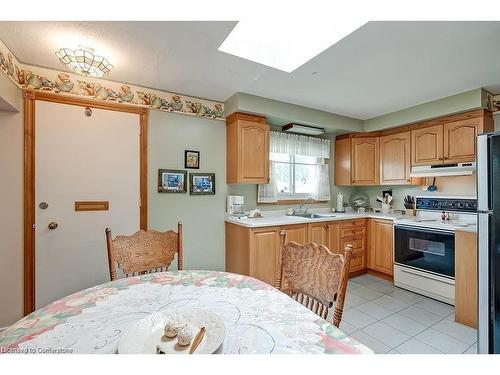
[348,274,469,353]
[463,342,478,354]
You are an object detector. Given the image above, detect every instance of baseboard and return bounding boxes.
[349,269,367,278]
[349,268,394,281]
[367,269,394,282]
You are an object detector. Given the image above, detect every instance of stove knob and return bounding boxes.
[458,202,464,208]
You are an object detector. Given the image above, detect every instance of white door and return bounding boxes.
[35,101,140,309]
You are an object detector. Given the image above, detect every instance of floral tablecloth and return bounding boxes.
[0,271,372,354]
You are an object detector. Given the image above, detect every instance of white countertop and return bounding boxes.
[225,208,403,228]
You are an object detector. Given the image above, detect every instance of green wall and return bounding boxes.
[363,88,486,132]
[225,92,364,133]
[148,111,227,271]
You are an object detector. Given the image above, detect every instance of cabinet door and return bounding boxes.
[308,222,328,246]
[443,119,479,163]
[282,224,308,245]
[326,222,340,253]
[368,219,394,276]
[334,138,351,186]
[249,227,280,285]
[349,253,367,274]
[380,131,411,185]
[411,124,443,166]
[239,121,269,183]
[351,137,379,185]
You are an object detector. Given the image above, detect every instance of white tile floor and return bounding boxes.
[336,273,478,354]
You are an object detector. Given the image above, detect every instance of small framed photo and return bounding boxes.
[184,150,200,169]
[189,173,215,195]
[158,169,187,193]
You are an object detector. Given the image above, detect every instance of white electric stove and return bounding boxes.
[393,196,477,305]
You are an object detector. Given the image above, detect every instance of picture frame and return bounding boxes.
[158,169,187,193]
[189,173,215,195]
[184,150,200,169]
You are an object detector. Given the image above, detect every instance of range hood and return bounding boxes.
[410,162,476,177]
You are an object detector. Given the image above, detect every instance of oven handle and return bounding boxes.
[394,224,455,235]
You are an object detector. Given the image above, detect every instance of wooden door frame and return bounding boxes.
[23,90,148,315]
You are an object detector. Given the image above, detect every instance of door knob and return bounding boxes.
[48,222,58,230]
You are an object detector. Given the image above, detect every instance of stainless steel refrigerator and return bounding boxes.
[478,131,500,353]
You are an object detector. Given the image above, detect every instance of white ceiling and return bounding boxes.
[1,21,500,119]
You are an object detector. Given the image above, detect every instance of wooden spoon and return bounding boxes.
[189,326,206,354]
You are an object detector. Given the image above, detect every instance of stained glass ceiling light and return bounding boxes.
[55,47,113,77]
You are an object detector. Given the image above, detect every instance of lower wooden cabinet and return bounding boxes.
[249,227,281,285]
[307,221,340,253]
[339,219,367,275]
[367,219,394,276]
[282,224,308,245]
[350,253,367,273]
[225,222,308,285]
[226,217,395,285]
[455,230,477,328]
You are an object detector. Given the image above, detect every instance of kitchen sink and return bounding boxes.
[291,213,336,219]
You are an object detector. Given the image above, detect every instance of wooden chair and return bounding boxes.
[105,223,183,281]
[275,231,353,327]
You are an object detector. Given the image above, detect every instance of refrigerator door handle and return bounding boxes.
[477,134,489,212]
[478,212,490,354]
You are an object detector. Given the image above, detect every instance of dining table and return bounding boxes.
[0,270,372,354]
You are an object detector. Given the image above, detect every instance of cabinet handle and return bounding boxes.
[280,229,286,245]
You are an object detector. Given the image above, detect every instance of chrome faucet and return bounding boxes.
[295,197,314,214]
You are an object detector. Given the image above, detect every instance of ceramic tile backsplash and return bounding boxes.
[358,174,477,211]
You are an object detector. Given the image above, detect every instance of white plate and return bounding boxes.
[118,308,225,354]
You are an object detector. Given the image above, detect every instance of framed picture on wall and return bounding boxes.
[184,150,200,169]
[158,169,187,193]
[189,173,215,195]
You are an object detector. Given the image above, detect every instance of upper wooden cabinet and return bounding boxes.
[226,112,270,184]
[335,136,379,186]
[411,110,493,166]
[380,131,411,185]
[443,119,480,163]
[336,110,494,184]
[411,124,444,166]
[334,138,352,186]
[351,137,379,185]
[336,132,417,186]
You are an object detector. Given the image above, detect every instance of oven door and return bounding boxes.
[394,225,455,279]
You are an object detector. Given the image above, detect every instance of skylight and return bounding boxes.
[218,20,365,73]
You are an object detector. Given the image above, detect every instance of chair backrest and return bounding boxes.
[105,222,183,281]
[275,232,352,327]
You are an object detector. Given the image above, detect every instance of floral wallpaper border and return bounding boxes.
[0,39,225,120]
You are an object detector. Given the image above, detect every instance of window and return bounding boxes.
[271,152,324,199]
[258,132,331,203]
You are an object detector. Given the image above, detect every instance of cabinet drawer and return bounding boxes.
[349,253,366,273]
[339,219,366,229]
[340,236,365,253]
[340,227,366,238]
